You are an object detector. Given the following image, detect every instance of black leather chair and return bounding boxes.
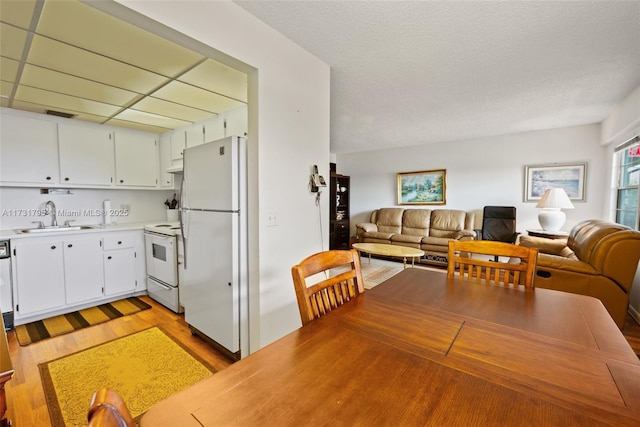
[481,206,518,261]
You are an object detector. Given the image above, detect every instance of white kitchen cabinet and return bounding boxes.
[203,115,225,142]
[159,133,174,187]
[64,236,104,305]
[58,123,115,186]
[0,115,59,184]
[103,231,142,296]
[170,130,186,161]
[114,129,158,187]
[223,105,248,138]
[12,237,66,318]
[186,123,204,148]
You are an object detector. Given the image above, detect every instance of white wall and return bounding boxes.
[116,1,331,349]
[338,123,606,235]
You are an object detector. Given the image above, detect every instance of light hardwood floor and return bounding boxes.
[4,296,232,427]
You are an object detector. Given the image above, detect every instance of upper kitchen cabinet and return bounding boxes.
[0,115,60,185]
[223,105,248,138]
[185,123,204,149]
[170,129,186,161]
[159,133,174,188]
[58,123,114,186]
[203,115,225,142]
[114,129,158,187]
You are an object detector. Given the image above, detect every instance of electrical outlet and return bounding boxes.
[266,210,278,227]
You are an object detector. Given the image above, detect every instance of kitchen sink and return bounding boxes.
[15,225,96,234]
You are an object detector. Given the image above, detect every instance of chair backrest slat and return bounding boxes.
[292,249,365,325]
[447,240,538,290]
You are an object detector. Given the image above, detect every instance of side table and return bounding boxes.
[526,229,569,240]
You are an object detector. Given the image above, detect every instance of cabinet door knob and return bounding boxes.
[118,241,122,245]
[67,244,73,248]
[107,256,112,260]
[51,245,56,250]
[46,176,52,180]
[64,177,70,181]
[119,180,124,183]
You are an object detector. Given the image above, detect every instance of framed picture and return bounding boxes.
[397,169,446,205]
[524,163,587,202]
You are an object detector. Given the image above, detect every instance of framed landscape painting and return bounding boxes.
[397,169,446,205]
[524,163,587,202]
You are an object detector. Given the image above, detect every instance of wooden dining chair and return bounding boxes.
[87,388,135,427]
[291,249,365,325]
[447,240,538,290]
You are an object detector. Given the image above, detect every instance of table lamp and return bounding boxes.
[536,188,574,231]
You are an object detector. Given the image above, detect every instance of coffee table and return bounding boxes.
[352,243,424,269]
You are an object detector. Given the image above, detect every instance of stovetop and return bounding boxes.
[144,221,182,236]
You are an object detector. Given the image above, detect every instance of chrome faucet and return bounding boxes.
[45,200,57,227]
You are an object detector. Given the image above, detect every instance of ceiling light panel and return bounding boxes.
[133,96,216,122]
[0,56,20,82]
[27,35,169,93]
[37,1,205,78]
[113,109,192,129]
[15,86,121,117]
[0,0,37,29]
[106,118,170,134]
[20,64,141,106]
[154,81,245,113]
[0,23,29,60]
[180,59,248,102]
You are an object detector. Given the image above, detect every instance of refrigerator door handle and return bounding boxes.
[180,176,188,270]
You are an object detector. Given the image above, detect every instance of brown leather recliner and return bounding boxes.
[519,219,640,329]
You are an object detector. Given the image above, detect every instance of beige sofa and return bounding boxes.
[519,219,640,329]
[355,208,476,265]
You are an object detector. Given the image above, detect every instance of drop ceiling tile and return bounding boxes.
[154,81,245,114]
[180,59,248,102]
[113,108,192,129]
[0,56,21,82]
[27,35,168,93]
[0,0,37,29]
[20,64,141,106]
[0,98,10,108]
[11,99,111,124]
[38,0,205,77]
[106,118,170,134]
[0,23,29,60]
[15,86,121,117]
[1,81,15,98]
[133,96,215,122]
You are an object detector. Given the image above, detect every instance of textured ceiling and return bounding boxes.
[236,1,640,153]
[0,0,247,134]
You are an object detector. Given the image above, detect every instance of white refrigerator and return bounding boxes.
[180,136,248,360]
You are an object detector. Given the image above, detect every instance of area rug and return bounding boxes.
[39,326,214,427]
[361,264,403,289]
[15,297,151,345]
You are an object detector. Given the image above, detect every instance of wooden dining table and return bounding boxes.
[141,268,640,426]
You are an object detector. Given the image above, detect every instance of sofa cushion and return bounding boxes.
[362,231,396,241]
[375,208,404,234]
[421,236,453,247]
[537,253,596,275]
[391,233,423,246]
[401,209,431,236]
[429,210,467,238]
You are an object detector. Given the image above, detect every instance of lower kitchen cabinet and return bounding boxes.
[64,236,104,305]
[11,229,145,324]
[104,248,136,295]
[11,237,66,317]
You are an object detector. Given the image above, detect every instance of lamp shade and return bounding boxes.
[536,188,574,231]
[536,188,574,209]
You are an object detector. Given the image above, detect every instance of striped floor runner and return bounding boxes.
[15,297,151,345]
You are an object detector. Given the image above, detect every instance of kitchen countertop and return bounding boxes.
[0,221,153,240]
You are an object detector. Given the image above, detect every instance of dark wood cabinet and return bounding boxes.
[330,172,350,249]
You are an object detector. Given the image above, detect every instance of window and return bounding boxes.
[615,136,640,229]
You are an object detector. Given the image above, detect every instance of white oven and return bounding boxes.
[144,222,183,313]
